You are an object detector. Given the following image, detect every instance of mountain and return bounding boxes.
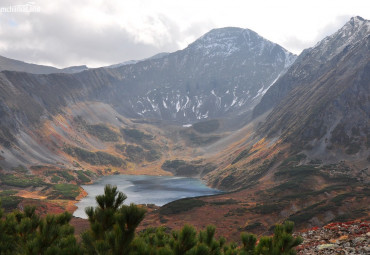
[0,55,88,74]
[253,16,369,159]
[206,16,370,190]
[102,27,296,124]
[105,52,170,68]
[253,16,369,118]
[60,65,89,73]
[142,17,370,235]
[0,26,295,169]
[0,17,368,234]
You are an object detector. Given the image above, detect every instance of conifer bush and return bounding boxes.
[0,186,303,254]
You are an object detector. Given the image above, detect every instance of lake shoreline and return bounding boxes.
[73,174,222,219]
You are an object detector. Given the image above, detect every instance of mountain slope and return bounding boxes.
[253,16,369,118]
[205,16,370,190]
[103,27,296,123]
[105,52,170,68]
[0,55,88,74]
[255,16,370,160]
[142,17,370,235]
[0,17,368,235]
[0,26,295,169]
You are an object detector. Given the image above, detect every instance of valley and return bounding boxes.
[0,15,369,243]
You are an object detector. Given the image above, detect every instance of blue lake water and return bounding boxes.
[73,175,222,219]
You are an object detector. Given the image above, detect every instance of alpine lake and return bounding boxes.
[73,175,222,219]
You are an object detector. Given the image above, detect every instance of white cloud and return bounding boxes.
[0,0,369,67]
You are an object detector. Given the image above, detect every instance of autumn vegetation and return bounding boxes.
[0,185,303,254]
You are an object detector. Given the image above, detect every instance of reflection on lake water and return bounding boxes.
[73,175,222,219]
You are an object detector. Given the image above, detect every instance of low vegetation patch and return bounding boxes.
[0,174,45,188]
[161,159,216,176]
[275,165,318,178]
[0,190,22,210]
[56,170,75,182]
[280,154,307,167]
[86,124,120,142]
[250,202,288,215]
[50,175,61,183]
[287,201,332,225]
[121,128,153,142]
[269,181,306,193]
[224,207,248,217]
[192,119,220,133]
[45,169,92,184]
[242,222,263,231]
[232,148,253,165]
[160,198,206,215]
[75,170,91,183]
[74,116,120,142]
[210,199,238,206]
[162,159,187,170]
[115,144,161,162]
[50,183,80,200]
[180,130,221,146]
[11,165,28,173]
[64,146,125,167]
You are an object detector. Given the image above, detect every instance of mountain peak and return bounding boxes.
[350,15,365,24]
[253,16,370,118]
[187,26,294,61]
[306,16,369,63]
[189,27,257,52]
[344,15,368,30]
[192,27,262,46]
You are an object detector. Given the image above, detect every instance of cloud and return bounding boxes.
[0,0,189,67]
[281,36,314,54]
[281,15,352,54]
[315,15,352,41]
[0,0,368,68]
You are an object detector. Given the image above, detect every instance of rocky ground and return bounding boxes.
[296,221,370,255]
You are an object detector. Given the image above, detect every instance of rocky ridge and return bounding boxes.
[253,16,370,118]
[0,55,88,74]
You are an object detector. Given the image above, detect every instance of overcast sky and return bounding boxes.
[0,0,369,68]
